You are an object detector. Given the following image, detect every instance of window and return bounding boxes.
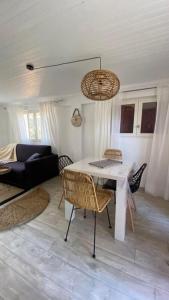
[120,97,157,135]
[24,111,41,141]
[140,102,157,133]
[120,104,135,133]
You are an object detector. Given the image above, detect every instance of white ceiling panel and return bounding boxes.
[0,0,169,102]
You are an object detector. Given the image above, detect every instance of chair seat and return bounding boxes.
[96,188,113,212]
[103,179,116,191]
[68,188,112,213]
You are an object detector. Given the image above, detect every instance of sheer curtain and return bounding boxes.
[40,101,60,153]
[94,94,122,157]
[145,86,169,200]
[111,93,122,149]
[7,105,29,144]
[94,100,112,157]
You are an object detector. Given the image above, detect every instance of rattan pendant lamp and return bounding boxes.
[26,56,120,101]
[81,57,120,101]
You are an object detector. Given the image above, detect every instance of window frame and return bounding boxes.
[120,96,157,137]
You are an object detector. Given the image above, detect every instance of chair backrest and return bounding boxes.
[58,155,73,174]
[63,170,99,211]
[129,163,147,193]
[104,148,122,161]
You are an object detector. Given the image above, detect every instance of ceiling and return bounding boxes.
[0,0,169,103]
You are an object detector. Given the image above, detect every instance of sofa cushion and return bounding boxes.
[16,144,52,162]
[26,153,41,162]
[6,161,26,173]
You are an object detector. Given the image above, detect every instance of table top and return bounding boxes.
[65,157,133,181]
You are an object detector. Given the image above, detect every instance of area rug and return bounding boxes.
[0,183,23,204]
[0,187,49,231]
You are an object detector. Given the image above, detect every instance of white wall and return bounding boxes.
[57,105,82,161]
[81,103,152,186]
[81,103,95,158]
[57,100,152,187]
[116,135,152,186]
[0,105,9,147]
[0,99,152,186]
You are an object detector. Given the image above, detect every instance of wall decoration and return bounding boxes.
[71,108,82,127]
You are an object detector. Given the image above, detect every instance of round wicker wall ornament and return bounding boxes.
[81,69,120,101]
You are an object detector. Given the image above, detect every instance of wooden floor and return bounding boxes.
[0,177,169,300]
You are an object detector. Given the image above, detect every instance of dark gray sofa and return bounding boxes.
[0,144,59,189]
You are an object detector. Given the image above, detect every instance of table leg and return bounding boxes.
[65,200,75,221]
[115,179,128,241]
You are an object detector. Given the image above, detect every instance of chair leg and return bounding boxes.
[58,191,64,209]
[130,192,136,211]
[106,206,112,228]
[93,211,97,258]
[84,209,87,218]
[127,198,135,233]
[64,205,74,242]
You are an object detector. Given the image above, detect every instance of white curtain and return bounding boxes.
[40,101,59,153]
[145,86,169,200]
[7,105,29,144]
[111,93,122,149]
[94,100,112,157]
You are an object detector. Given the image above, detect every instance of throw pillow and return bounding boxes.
[26,153,41,162]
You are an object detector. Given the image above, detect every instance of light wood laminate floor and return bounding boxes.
[0,177,169,300]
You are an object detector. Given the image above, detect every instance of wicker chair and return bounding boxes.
[103,163,147,232]
[58,155,73,208]
[63,170,113,258]
[101,148,123,199]
[104,148,122,161]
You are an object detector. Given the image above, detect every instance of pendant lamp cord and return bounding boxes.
[26,56,102,71]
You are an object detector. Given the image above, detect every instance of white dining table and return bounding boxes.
[64,157,133,241]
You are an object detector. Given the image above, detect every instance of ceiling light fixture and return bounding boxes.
[81,65,120,101]
[26,56,120,101]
